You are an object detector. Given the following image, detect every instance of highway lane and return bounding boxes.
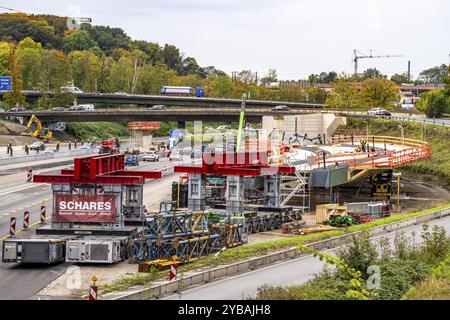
[163,215,450,300]
[0,157,176,240]
[388,115,450,127]
[0,156,181,299]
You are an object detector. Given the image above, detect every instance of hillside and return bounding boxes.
[343,118,450,187]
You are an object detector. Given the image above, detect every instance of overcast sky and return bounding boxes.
[5,0,450,79]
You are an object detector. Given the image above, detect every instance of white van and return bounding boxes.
[79,104,95,111]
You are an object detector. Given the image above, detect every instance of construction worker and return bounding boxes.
[361,139,367,152]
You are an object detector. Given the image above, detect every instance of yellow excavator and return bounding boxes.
[22,114,53,142]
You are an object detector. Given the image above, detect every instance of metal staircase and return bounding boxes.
[280,157,310,213]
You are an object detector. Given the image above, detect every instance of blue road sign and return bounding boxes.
[169,129,183,138]
[0,76,12,91]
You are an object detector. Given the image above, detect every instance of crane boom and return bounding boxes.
[352,49,403,75]
[23,114,53,142]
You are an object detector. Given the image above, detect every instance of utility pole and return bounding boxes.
[255,71,258,85]
[407,60,411,82]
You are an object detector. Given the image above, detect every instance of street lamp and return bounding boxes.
[393,172,402,214]
[363,120,369,146]
[398,124,404,146]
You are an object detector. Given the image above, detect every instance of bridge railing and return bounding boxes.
[315,135,431,170]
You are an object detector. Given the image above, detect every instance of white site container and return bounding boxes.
[65,239,123,264]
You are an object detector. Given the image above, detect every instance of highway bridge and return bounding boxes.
[0,106,433,124]
[0,91,324,109]
[0,106,392,123]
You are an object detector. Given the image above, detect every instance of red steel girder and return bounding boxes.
[33,174,144,185]
[109,170,162,179]
[202,151,269,169]
[73,154,125,179]
[174,165,291,176]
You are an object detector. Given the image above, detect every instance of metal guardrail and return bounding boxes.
[325,135,431,170]
[112,206,450,300]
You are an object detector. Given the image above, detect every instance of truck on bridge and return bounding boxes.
[160,86,205,97]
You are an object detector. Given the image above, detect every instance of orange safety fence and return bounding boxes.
[314,135,431,169]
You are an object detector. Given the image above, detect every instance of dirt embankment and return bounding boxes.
[0,119,76,145]
[0,119,38,145]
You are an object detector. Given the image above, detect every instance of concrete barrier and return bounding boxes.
[113,207,450,300]
[0,149,97,166]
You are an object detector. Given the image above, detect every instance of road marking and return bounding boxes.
[0,216,51,241]
[0,198,50,222]
[0,183,47,197]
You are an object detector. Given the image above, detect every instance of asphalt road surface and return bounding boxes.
[163,215,450,300]
[0,155,178,299]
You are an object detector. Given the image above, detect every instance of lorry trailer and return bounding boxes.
[2,239,66,264]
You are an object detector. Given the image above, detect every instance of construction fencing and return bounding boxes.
[113,206,450,300]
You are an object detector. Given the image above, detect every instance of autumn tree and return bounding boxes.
[3,48,25,108]
[68,50,101,92]
[325,77,363,109]
[0,41,12,76]
[16,37,43,90]
[360,79,399,109]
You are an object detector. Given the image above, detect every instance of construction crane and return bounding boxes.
[0,6,91,25]
[22,115,53,142]
[352,49,403,75]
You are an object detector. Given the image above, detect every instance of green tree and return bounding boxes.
[108,54,133,92]
[16,37,43,90]
[138,63,176,94]
[179,57,205,77]
[3,48,25,108]
[417,90,449,118]
[38,50,72,91]
[68,50,101,92]
[62,30,96,53]
[207,75,235,98]
[304,86,329,104]
[360,78,399,109]
[0,41,12,75]
[81,24,130,54]
[390,73,409,85]
[161,44,182,71]
[203,66,227,78]
[308,71,337,84]
[361,68,386,80]
[0,16,58,48]
[260,69,278,86]
[418,64,448,84]
[443,65,450,98]
[325,77,363,109]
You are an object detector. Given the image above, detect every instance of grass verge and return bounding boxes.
[101,202,450,295]
[402,254,450,300]
[66,122,130,141]
[345,118,450,186]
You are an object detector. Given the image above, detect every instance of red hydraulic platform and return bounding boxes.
[34,154,162,185]
[175,151,295,176]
